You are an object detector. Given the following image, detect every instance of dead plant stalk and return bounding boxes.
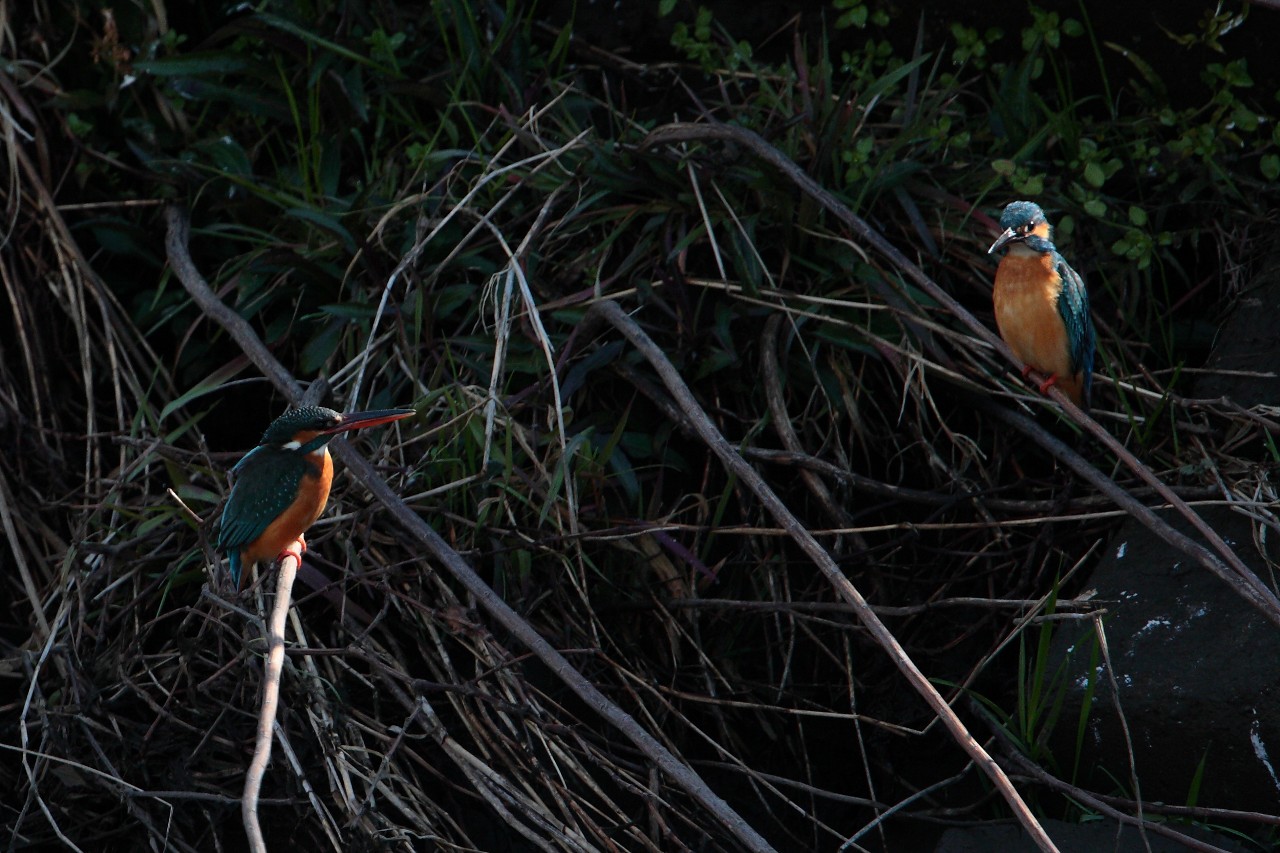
[242,537,304,853]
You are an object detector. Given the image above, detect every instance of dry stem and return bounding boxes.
[242,536,304,851]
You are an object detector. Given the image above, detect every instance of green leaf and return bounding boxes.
[1014,173,1044,195]
[318,303,379,321]
[861,53,932,103]
[1232,105,1259,133]
[285,207,357,254]
[1223,59,1253,87]
[133,54,252,76]
[161,358,251,420]
[1185,750,1209,808]
[1083,161,1106,188]
[176,484,223,506]
[66,113,94,137]
[195,136,253,178]
[1262,154,1280,182]
[836,6,868,29]
[299,321,344,374]
[256,12,399,76]
[169,79,290,120]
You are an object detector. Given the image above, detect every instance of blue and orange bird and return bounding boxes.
[988,200,1096,409]
[215,405,414,586]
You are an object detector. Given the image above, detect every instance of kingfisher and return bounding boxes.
[988,200,1096,409]
[215,405,415,586]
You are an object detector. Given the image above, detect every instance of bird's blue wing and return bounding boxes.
[1054,253,1096,407]
[215,446,307,554]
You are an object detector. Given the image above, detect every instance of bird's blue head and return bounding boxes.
[988,201,1053,254]
[260,406,344,448]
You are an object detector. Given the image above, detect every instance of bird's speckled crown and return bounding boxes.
[260,406,343,445]
[998,200,1047,231]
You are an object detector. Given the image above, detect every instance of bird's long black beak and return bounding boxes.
[322,407,415,434]
[987,228,1019,254]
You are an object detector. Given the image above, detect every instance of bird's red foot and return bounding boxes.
[278,535,307,565]
[1037,373,1061,395]
[1020,364,1035,380]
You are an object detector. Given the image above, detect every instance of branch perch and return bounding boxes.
[242,536,304,853]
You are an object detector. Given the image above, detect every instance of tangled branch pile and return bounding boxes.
[3,1,1278,850]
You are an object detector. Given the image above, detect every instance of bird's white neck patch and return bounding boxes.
[280,439,328,458]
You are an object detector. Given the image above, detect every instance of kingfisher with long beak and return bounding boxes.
[216,405,415,586]
[988,200,1096,409]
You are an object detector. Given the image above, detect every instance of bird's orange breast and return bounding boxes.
[993,252,1084,404]
[240,449,334,568]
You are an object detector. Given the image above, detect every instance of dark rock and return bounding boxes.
[1044,250,1280,812]
[1049,508,1280,810]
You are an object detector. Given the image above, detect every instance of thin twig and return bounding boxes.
[740,446,1220,513]
[648,595,1103,616]
[760,314,860,538]
[1093,613,1150,853]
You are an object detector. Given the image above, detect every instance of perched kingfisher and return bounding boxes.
[215,405,415,586]
[988,200,1096,409]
